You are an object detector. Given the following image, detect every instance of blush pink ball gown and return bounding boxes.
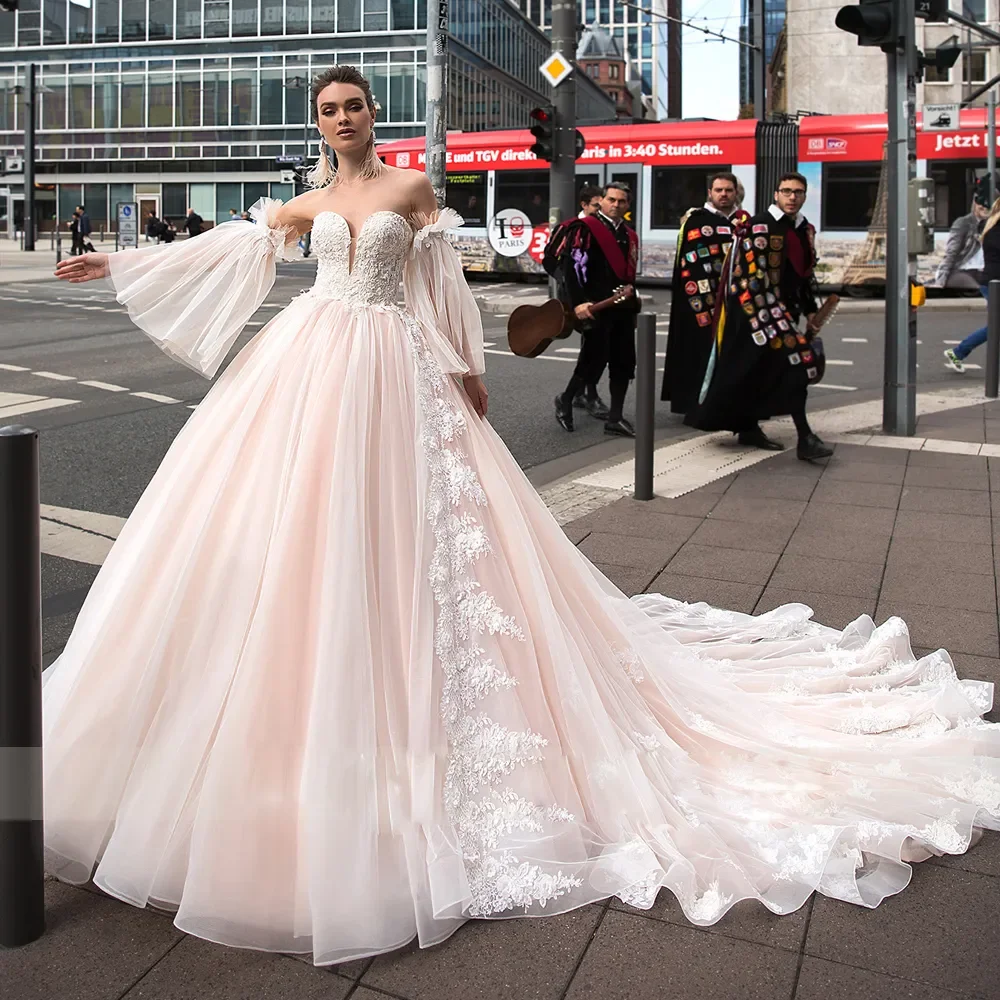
[41,199,1000,965]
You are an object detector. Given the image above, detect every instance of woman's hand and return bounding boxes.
[54,252,111,283]
[463,374,488,418]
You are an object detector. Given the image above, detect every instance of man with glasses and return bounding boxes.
[662,171,750,414]
[686,172,833,462]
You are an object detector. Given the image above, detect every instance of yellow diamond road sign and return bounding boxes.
[540,52,573,87]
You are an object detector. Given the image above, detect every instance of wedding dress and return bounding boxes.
[42,199,1000,965]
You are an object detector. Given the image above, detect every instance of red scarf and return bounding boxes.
[581,215,638,283]
[784,223,814,278]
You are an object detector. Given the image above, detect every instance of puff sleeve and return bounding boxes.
[108,197,300,378]
[402,208,485,377]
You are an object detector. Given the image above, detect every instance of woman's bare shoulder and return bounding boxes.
[273,191,323,233]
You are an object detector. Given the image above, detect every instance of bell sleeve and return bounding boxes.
[403,208,485,377]
[108,197,300,378]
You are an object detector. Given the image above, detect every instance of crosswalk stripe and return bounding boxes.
[33,371,76,381]
[0,396,79,418]
[131,390,182,404]
[79,380,130,392]
[0,364,30,372]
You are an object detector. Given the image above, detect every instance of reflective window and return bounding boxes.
[42,73,67,129]
[232,69,257,126]
[94,73,118,129]
[121,75,145,128]
[339,0,361,31]
[312,1,336,31]
[121,0,145,40]
[176,0,202,38]
[260,70,285,125]
[149,0,173,38]
[69,76,93,129]
[84,184,109,229]
[148,72,173,128]
[496,169,549,225]
[162,183,188,221]
[650,166,734,229]
[178,72,201,126]
[203,72,229,126]
[821,163,880,230]
[233,0,259,35]
[445,173,486,226]
[262,0,284,34]
[43,0,67,45]
[287,2,309,32]
[391,0,415,30]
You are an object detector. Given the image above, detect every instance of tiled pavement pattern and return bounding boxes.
[8,408,1000,999]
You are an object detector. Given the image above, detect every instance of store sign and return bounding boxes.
[488,208,532,257]
[117,202,138,249]
[382,135,754,171]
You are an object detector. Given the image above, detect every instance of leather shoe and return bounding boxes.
[554,394,574,431]
[797,433,833,461]
[604,417,635,438]
[586,396,611,420]
[737,428,785,451]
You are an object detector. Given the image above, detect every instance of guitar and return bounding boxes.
[507,285,635,359]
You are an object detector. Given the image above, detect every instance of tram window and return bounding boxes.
[821,164,882,230]
[445,172,487,226]
[929,160,986,230]
[495,169,550,225]
[650,166,735,228]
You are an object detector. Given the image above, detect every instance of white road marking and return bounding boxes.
[0,394,79,418]
[33,371,76,381]
[131,391,182,404]
[944,340,961,345]
[555,348,580,355]
[841,337,867,343]
[39,504,124,565]
[0,364,30,372]
[813,383,858,391]
[79,380,130,392]
[825,359,854,366]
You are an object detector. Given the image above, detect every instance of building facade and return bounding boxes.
[739,0,786,113]
[0,0,613,235]
[577,23,633,118]
[511,0,656,115]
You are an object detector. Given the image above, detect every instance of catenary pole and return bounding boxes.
[425,0,449,208]
[753,0,766,120]
[883,0,916,436]
[549,0,577,229]
[989,88,997,205]
[23,64,35,253]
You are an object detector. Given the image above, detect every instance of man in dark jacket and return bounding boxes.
[75,205,94,252]
[553,183,640,437]
[935,195,989,289]
[662,171,750,414]
[184,207,204,238]
[686,171,832,462]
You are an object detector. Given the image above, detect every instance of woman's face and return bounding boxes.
[316,82,374,155]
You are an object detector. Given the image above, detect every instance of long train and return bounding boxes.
[377,109,997,288]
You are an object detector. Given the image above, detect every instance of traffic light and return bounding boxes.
[834,0,901,52]
[529,106,555,162]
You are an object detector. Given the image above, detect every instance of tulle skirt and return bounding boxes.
[42,295,1000,964]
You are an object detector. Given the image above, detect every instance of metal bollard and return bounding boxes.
[987,280,1000,399]
[0,425,45,948]
[55,229,62,264]
[633,312,656,501]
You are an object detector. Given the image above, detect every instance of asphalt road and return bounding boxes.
[0,265,988,657]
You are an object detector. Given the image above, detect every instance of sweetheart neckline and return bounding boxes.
[310,210,411,276]
[312,209,411,239]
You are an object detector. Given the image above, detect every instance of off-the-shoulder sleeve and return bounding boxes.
[108,197,300,378]
[403,208,485,377]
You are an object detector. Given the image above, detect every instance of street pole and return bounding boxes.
[883,0,916,436]
[23,63,35,252]
[0,425,45,948]
[549,0,577,229]
[425,0,448,208]
[988,88,997,206]
[753,0,767,120]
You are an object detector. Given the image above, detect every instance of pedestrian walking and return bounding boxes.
[936,194,989,292]
[76,204,95,252]
[161,218,177,243]
[184,207,204,237]
[662,171,750,414]
[944,195,1000,373]
[686,171,833,461]
[69,209,84,256]
[543,184,610,419]
[552,182,640,436]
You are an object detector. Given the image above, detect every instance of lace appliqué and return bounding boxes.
[402,311,580,916]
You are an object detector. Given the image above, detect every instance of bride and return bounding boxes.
[48,65,1000,965]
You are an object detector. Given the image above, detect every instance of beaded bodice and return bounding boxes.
[308,210,412,306]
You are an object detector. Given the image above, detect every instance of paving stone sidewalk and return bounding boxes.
[6,404,1000,1000]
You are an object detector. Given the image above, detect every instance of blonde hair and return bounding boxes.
[982,196,1000,240]
[306,65,385,189]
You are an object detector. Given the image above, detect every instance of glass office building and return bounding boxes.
[739,0,785,110]
[0,0,611,233]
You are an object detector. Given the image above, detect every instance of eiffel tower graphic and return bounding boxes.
[841,141,889,290]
